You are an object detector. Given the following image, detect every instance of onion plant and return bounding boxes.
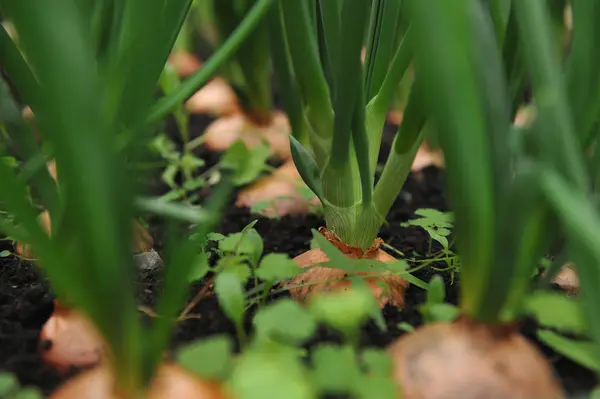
[268,0,423,303]
[384,0,593,397]
[0,0,273,397]
[211,0,273,126]
[273,0,425,248]
[263,0,424,306]
[173,0,312,218]
[516,0,600,386]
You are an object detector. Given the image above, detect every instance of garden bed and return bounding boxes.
[0,141,595,397]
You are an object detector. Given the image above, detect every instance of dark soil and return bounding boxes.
[0,101,596,398]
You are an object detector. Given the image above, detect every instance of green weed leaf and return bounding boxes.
[207,232,226,242]
[537,330,599,372]
[253,299,317,345]
[215,271,246,327]
[256,253,301,282]
[0,372,42,399]
[421,303,460,324]
[354,376,396,399]
[397,322,414,332]
[180,154,205,170]
[0,373,18,396]
[414,209,454,225]
[420,276,458,323]
[525,291,588,335]
[0,250,10,257]
[310,345,361,394]
[361,349,393,376]
[308,289,375,337]
[216,257,252,285]
[219,228,263,266]
[402,209,454,250]
[176,335,233,380]
[220,140,270,186]
[188,253,210,282]
[424,227,449,249]
[230,348,315,399]
[426,275,446,305]
[0,156,17,168]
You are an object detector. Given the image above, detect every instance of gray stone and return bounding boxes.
[134,249,164,271]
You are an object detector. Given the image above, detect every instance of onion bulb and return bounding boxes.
[286,228,407,308]
[168,51,203,78]
[551,264,579,295]
[49,363,230,399]
[185,78,241,117]
[387,109,404,126]
[39,301,106,373]
[387,316,564,399]
[411,141,444,172]
[201,111,291,161]
[235,160,320,217]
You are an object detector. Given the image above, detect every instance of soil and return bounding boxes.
[0,97,596,398]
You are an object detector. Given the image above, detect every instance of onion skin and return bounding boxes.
[387,317,564,399]
[287,228,407,308]
[39,301,105,373]
[235,160,320,217]
[168,51,203,77]
[49,363,230,399]
[551,264,579,296]
[185,78,241,117]
[201,111,291,160]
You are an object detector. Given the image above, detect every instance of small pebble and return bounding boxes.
[133,250,163,271]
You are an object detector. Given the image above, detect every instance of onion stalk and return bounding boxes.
[272,0,422,250]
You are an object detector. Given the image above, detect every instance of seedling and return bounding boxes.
[401,209,454,253]
[209,282,396,399]
[418,275,459,324]
[400,208,460,281]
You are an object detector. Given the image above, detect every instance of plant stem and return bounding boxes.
[373,83,426,218]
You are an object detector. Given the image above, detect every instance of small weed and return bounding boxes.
[400,208,460,281]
